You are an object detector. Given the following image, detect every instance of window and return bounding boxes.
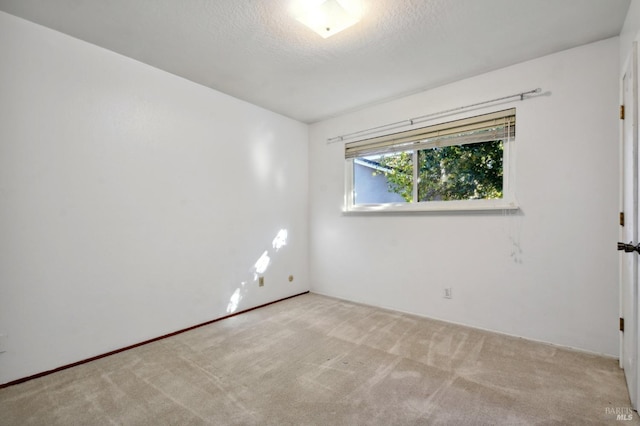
[344,109,517,212]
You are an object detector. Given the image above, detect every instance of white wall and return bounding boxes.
[0,12,309,385]
[621,0,640,69]
[309,38,620,356]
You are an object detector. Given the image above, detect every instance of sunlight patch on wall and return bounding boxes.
[254,250,271,280]
[226,285,242,313]
[226,228,289,314]
[272,229,288,251]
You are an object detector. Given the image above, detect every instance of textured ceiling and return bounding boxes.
[0,0,631,123]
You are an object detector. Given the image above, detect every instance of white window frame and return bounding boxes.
[344,109,518,213]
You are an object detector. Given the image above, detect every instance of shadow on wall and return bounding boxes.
[226,229,289,313]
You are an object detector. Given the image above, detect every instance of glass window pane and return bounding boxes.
[354,152,413,204]
[417,140,503,201]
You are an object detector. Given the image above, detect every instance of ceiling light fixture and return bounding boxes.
[293,0,362,39]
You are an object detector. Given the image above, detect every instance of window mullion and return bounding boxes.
[412,150,418,203]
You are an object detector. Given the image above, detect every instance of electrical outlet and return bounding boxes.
[443,288,452,299]
[259,277,264,287]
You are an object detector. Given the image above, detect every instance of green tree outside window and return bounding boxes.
[373,140,503,202]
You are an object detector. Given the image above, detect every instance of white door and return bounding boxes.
[621,42,639,410]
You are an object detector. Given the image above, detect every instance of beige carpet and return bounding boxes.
[0,293,637,425]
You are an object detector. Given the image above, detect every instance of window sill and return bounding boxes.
[343,198,519,214]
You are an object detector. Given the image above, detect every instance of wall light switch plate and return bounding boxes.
[443,288,452,299]
[0,334,7,353]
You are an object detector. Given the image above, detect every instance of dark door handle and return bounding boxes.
[618,242,640,253]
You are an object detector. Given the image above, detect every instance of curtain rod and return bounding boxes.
[327,88,541,144]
